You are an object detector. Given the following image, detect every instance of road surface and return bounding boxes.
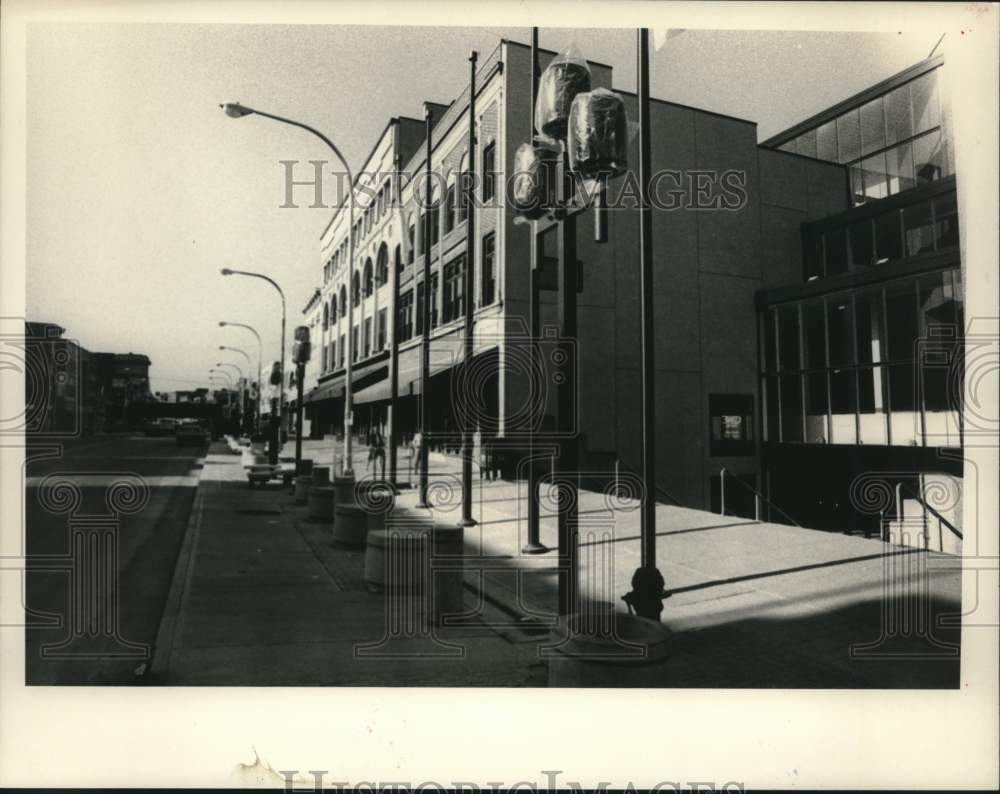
[23,433,203,684]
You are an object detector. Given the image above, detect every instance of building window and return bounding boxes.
[352,273,361,308]
[416,282,425,335]
[444,183,456,234]
[330,296,337,325]
[430,273,439,328]
[420,212,428,258]
[482,231,496,306]
[352,326,359,362]
[442,255,465,324]
[376,245,388,287]
[709,394,755,456]
[364,318,372,358]
[408,219,416,265]
[339,334,345,367]
[398,290,414,342]
[339,286,347,317]
[482,142,496,201]
[322,303,329,330]
[377,308,387,350]
[364,259,374,297]
[329,341,336,371]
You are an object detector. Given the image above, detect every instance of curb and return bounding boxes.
[146,455,210,682]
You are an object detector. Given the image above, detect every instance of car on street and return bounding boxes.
[145,417,178,437]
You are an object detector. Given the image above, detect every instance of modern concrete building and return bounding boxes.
[297,40,961,545]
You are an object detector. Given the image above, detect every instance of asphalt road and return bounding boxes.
[24,433,203,684]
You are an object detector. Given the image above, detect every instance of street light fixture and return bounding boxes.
[219,320,264,429]
[220,267,286,465]
[220,101,356,477]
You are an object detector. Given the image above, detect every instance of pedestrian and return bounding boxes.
[368,427,386,480]
[411,430,423,481]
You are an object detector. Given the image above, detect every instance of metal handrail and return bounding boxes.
[895,481,963,541]
[615,458,683,507]
[720,467,801,527]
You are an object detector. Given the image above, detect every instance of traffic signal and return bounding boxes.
[269,361,282,385]
[292,325,312,364]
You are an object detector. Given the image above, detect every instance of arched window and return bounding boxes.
[322,302,329,330]
[376,243,389,287]
[363,259,374,297]
[352,272,361,308]
[407,213,416,265]
[330,295,337,325]
[457,151,469,224]
[339,285,347,316]
[444,173,456,235]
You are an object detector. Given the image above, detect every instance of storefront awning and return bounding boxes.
[304,377,344,404]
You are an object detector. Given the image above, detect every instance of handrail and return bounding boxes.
[615,458,683,507]
[720,467,801,527]
[895,481,963,541]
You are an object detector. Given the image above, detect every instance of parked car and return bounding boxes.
[145,417,178,437]
[175,420,209,447]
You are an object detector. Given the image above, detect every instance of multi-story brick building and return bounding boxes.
[298,39,962,542]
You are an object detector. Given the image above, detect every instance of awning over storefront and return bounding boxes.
[303,377,344,404]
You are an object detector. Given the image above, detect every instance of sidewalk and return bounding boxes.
[153,442,963,687]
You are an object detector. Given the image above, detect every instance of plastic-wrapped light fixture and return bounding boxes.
[512,140,558,220]
[567,88,629,179]
[534,44,592,140]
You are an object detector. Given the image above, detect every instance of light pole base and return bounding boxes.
[521,542,548,555]
[457,517,478,527]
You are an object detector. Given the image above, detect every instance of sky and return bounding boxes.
[24,21,941,394]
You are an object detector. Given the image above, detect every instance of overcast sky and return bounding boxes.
[25,23,939,394]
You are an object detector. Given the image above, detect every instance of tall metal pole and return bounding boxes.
[417,103,433,508]
[628,27,666,622]
[388,151,402,486]
[220,321,263,430]
[459,50,478,527]
[556,144,578,618]
[294,362,305,473]
[523,26,546,554]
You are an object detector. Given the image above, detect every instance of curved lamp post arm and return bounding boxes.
[219,321,264,429]
[222,102,356,474]
[220,346,253,369]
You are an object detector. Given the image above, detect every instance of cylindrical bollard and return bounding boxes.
[364,523,430,594]
[546,603,672,687]
[293,474,313,505]
[332,503,368,549]
[307,484,335,523]
[312,466,330,486]
[333,474,356,509]
[299,458,314,476]
[430,524,465,625]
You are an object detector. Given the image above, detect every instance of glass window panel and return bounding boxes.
[919,270,959,335]
[804,233,824,280]
[805,372,829,443]
[911,70,941,134]
[849,164,866,206]
[848,218,874,269]
[884,279,919,361]
[903,198,935,256]
[836,109,862,163]
[830,369,858,444]
[855,289,885,365]
[825,228,848,275]
[796,129,818,158]
[780,372,804,443]
[932,191,959,249]
[816,120,838,161]
[827,298,854,367]
[952,268,964,334]
[858,366,887,444]
[764,376,779,442]
[763,309,777,374]
[922,365,960,446]
[874,210,903,264]
[885,142,916,195]
[861,152,889,200]
[802,301,826,369]
[859,97,886,156]
[888,362,919,445]
[777,305,800,371]
[913,130,944,182]
[884,83,914,144]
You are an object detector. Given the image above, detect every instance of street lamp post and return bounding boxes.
[220,267,286,465]
[416,102,434,509]
[221,101,356,477]
[219,321,264,431]
[219,345,254,433]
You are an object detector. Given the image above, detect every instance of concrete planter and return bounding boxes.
[306,484,335,523]
[332,475,356,508]
[312,466,330,486]
[293,475,313,505]
[332,503,368,549]
[364,525,429,594]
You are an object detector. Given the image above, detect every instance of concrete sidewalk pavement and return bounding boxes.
[152,441,962,687]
